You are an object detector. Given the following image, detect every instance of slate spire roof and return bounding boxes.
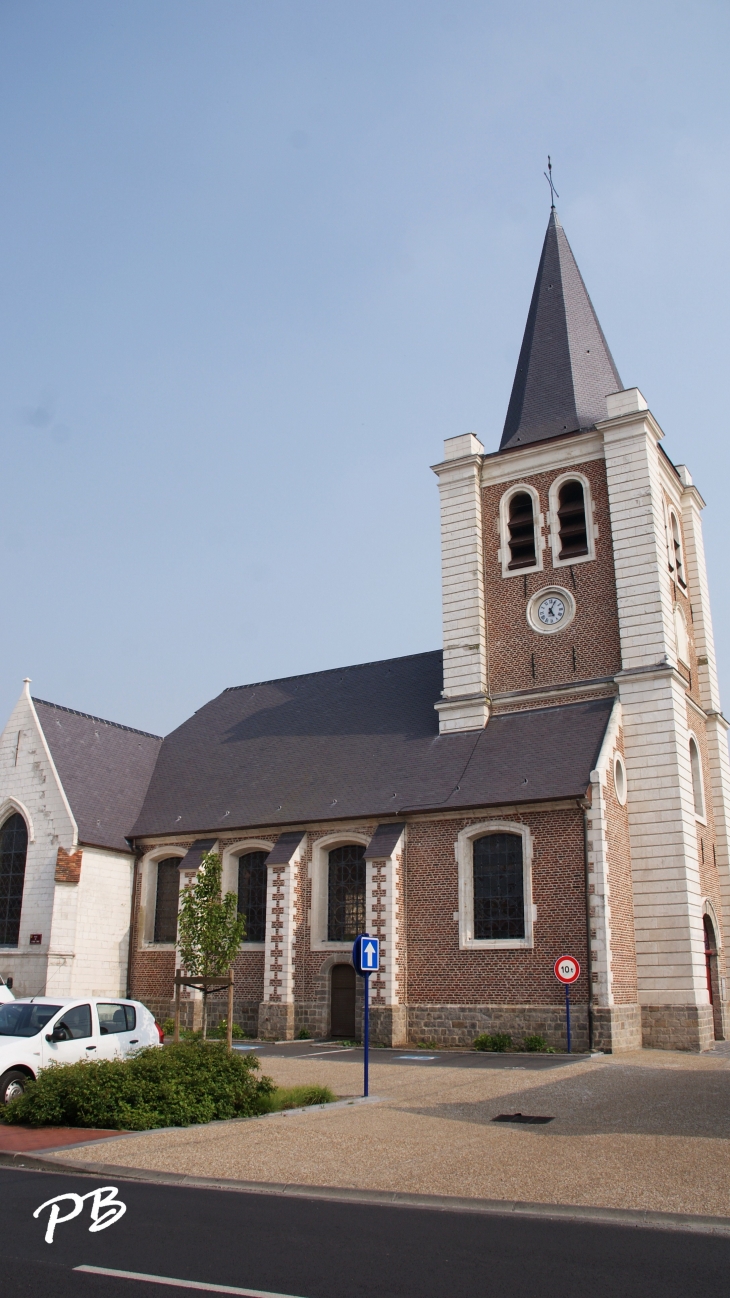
[500,209,622,451]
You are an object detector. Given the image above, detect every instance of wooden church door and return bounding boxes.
[330,964,356,1038]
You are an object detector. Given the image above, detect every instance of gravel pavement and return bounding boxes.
[51,1045,730,1218]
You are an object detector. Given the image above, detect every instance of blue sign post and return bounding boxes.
[352,933,379,1097]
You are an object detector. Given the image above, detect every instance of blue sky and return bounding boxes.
[1,0,729,736]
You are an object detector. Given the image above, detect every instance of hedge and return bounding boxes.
[0,1040,276,1130]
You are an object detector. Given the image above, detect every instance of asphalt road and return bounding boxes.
[2,1166,727,1298]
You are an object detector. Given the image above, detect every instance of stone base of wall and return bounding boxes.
[641,1003,715,1052]
[592,1004,642,1053]
[258,1001,295,1040]
[370,1005,407,1047]
[407,1004,589,1053]
[140,998,260,1037]
[294,1001,329,1040]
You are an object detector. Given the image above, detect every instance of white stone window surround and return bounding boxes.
[457,820,534,950]
[0,797,35,844]
[310,831,370,952]
[688,732,707,824]
[667,503,687,588]
[0,801,32,950]
[138,848,186,949]
[613,753,627,806]
[221,839,274,951]
[498,482,544,578]
[547,471,596,568]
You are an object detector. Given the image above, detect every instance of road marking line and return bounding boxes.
[74,1265,307,1297]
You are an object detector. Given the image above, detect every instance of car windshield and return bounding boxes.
[0,1003,62,1038]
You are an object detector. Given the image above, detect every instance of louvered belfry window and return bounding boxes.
[507,492,537,569]
[153,858,181,944]
[238,850,268,943]
[0,813,28,947]
[328,844,366,942]
[473,833,525,940]
[557,480,589,559]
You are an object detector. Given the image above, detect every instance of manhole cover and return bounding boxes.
[492,1112,554,1125]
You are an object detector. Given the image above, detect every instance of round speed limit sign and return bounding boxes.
[554,955,580,984]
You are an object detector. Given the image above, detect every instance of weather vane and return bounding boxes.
[544,155,559,209]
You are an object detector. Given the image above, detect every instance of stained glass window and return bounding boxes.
[0,814,28,947]
[153,858,181,944]
[328,844,365,942]
[238,851,268,943]
[473,833,525,940]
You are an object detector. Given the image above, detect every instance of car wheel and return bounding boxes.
[0,1069,29,1104]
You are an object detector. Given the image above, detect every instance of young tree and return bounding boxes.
[177,852,246,1040]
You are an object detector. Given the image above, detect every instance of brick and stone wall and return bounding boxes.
[482,457,621,698]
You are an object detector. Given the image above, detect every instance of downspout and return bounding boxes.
[580,797,594,1052]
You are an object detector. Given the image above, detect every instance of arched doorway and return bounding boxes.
[704,915,724,1041]
[330,964,356,1038]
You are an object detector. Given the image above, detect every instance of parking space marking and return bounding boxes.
[75,1265,307,1297]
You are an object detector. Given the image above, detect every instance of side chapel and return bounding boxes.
[1,206,729,1052]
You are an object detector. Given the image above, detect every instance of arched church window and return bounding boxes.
[473,832,525,940]
[0,813,28,947]
[507,493,537,569]
[238,851,268,943]
[689,736,705,819]
[328,844,365,942]
[669,510,686,587]
[153,858,181,944]
[557,480,589,560]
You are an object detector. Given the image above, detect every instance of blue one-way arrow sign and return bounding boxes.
[352,933,379,975]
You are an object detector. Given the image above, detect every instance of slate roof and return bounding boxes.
[130,651,613,839]
[500,209,622,451]
[33,699,162,853]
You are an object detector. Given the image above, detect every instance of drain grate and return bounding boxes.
[492,1112,554,1125]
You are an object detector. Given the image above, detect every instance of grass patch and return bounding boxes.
[0,1040,275,1130]
[265,1084,336,1112]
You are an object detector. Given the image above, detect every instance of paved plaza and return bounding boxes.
[49,1042,730,1219]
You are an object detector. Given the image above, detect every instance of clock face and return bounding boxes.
[538,596,565,626]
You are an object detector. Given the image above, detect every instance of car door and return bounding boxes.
[42,1003,96,1068]
[96,1002,142,1057]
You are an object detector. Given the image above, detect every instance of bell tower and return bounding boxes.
[432,205,730,1050]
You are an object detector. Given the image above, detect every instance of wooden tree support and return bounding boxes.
[173,970,235,1049]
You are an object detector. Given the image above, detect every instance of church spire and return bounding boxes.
[500,209,622,451]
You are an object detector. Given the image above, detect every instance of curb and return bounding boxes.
[0,1094,380,1160]
[1,1152,729,1237]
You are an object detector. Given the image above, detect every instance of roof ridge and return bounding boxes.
[221,648,442,695]
[32,697,162,740]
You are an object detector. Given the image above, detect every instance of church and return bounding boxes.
[1,206,728,1053]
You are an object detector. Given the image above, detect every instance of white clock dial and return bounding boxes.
[538,596,565,626]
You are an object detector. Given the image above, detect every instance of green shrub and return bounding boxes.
[522,1034,556,1053]
[162,1018,175,1037]
[0,1040,275,1130]
[296,1027,312,1040]
[211,1019,246,1040]
[265,1084,335,1112]
[417,1039,438,1050]
[473,1032,512,1052]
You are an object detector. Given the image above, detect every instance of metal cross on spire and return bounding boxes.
[544,155,559,209]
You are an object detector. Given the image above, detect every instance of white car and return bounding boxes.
[0,997,163,1104]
